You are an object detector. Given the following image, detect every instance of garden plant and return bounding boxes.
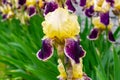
[0,0,120,80]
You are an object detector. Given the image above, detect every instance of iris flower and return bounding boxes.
[25,0,37,16]
[88,12,115,42]
[39,0,58,15]
[66,0,95,17]
[36,8,90,79]
[18,0,37,17]
[37,7,85,63]
[0,1,14,20]
[94,0,111,13]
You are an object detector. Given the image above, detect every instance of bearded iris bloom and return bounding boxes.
[14,0,38,24]
[37,8,85,63]
[66,0,95,17]
[39,0,58,15]
[66,0,76,12]
[0,5,13,20]
[88,12,115,42]
[0,0,14,20]
[25,0,37,16]
[85,0,115,42]
[18,0,37,17]
[36,8,91,79]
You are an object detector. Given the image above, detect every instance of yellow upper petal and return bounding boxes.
[39,0,44,8]
[42,8,80,41]
[71,59,83,78]
[92,17,106,29]
[86,0,94,8]
[94,0,110,12]
[114,0,120,10]
[92,17,113,30]
[26,0,36,6]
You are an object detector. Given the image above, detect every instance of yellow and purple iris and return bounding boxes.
[36,7,85,63]
[39,0,58,15]
[66,0,77,12]
[66,0,95,17]
[17,0,38,17]
[66,0,114,17]
[36,8,90,79]
[88,12,115,42]
[26,0,38,16]
[0,0,14,20]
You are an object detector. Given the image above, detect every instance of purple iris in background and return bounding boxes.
[88,12,115,42]
[66,0,76,12]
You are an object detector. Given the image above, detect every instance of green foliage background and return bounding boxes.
[0,15,120,80]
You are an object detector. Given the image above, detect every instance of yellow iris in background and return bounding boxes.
[94,0,110,12]
[93,17,113,30]
[26,0,36,7]
[0,4,14,20]
[114,0,120,10]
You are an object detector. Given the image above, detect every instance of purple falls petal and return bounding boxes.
[37,38,54,61]
[85,6,94,17]
[106,0,114,6]
[27,6,36,17]
[80,0,86,6]
[2,0,7,4]
[100,12,109,26]
[2,14,7,20]
[66,0,76,12]
[88,28,99,40]
[64,38,86,64]
[108,31,115,42]
[18,0,26,5]
[44,1,58,15]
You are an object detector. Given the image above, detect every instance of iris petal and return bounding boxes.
[2,0,7,4]
[2,14,7,20]
[64,38,85,64]
[44,2,58,15]
[18,0,26,5]
[80,0,86,7]
[27,6,36,17]
[37,38,54,61]
[88,28,99,40]
[106,0,114,6]
[66,0,76,12]
[85,6,94,17]
[108,31,115,42]
[100,12,109,26]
